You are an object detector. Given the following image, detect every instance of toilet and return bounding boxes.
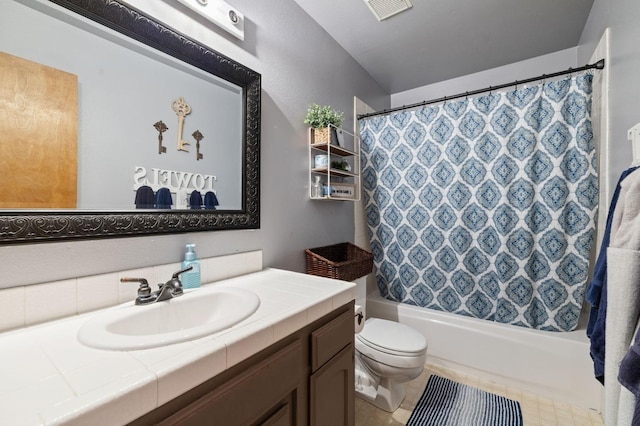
[354,317,428,412]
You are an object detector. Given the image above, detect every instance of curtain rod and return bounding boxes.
[357,59,605,120]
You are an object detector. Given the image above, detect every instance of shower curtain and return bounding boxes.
[359,73,596,331]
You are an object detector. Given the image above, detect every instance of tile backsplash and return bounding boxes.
[0,250,263,333]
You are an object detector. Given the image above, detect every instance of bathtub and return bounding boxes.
[365,292,603,411]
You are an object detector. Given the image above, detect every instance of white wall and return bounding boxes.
[0,0,389,288]
[578,0,640,197]
[391,47,578,108]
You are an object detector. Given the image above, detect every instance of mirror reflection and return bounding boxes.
[0,0,260,243]
[1,0,242,211]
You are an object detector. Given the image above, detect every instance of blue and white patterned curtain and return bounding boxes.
[359,74,597,331]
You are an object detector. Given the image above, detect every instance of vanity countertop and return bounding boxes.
[0,268,356,425]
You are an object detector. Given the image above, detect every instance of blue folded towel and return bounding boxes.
[134,185,155,209]
[619,331,640,424]
[190,190,203,210]
[204,191,219,210]
[155,187,173,209]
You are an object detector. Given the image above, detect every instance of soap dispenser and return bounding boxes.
[181,244,201,289]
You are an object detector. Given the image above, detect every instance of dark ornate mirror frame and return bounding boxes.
[0,0,260,244]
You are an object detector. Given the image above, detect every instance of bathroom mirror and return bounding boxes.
[0,0,260,243]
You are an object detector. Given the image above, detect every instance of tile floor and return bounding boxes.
[355,364,603,425]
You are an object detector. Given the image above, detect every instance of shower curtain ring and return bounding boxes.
[514,80,518,90]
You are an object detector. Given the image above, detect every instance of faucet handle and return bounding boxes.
[120,277,152,297]
[172,266,193,279]
[169,266,193,288]
[164,266,192,296]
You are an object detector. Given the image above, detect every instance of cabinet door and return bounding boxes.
[309,344,355,426]
[260,402,291,426]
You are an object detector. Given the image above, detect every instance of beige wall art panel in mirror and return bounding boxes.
[0,51,77,209]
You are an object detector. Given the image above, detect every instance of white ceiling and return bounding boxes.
[293,0,595,94]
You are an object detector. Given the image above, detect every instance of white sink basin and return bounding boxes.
[78,286,260,350]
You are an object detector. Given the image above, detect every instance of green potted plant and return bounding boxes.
[304,103,344,144]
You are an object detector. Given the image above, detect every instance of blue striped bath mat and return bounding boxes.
[406,375,523,426]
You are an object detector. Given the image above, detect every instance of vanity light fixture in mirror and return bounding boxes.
[0,0,260,243]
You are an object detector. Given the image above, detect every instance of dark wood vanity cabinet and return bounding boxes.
[310,306,355,426]
[129,302,354,426]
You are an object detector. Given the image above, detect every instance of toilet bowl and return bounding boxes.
[354,317,428,412]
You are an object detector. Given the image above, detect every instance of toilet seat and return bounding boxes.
[356,318,427,368]
[357,318,427,355]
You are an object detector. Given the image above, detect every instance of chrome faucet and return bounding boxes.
[121,266,193,305]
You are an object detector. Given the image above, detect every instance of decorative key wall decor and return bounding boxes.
[172,96,192,152]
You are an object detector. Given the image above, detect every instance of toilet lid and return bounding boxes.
[357,318,427,356]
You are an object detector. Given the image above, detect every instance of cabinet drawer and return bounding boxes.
[311,307,354,371]
[159,340,302,426]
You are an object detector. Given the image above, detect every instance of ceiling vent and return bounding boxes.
[364,0,413,21]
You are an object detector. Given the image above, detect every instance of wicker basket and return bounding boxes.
[311,127,330,144]
[305,242,373,282]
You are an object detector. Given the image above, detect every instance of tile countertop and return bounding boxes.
[0,268,356,426]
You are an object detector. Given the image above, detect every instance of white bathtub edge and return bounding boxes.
[366,292,603,412]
